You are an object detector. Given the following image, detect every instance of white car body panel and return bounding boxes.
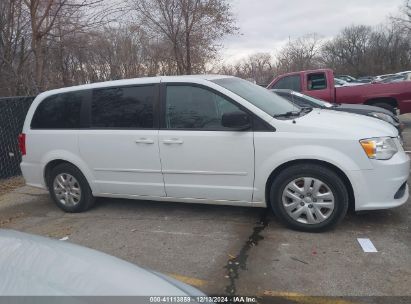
[20,75,410,212]
[158,130,254,201]
[79,129,165,197]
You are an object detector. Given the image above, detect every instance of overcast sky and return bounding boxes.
[220,0,404,63]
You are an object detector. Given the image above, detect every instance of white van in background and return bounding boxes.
[19,75,410,231]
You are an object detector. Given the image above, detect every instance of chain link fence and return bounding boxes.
[0,96,35,195]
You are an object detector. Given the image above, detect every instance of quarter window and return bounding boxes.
[91,86,154,128]
[31,91,84,129]
[165,85,245,130]
[272,75,301,92]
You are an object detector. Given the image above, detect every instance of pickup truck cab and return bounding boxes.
[19,75,410,232]
[267,68,411,114]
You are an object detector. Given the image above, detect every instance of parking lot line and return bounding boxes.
[167,273,207,287]
[262,291,357,304]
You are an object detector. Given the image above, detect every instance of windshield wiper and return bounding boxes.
[299,107,313,112]
[273,110,300,118]
[274,107,312,118]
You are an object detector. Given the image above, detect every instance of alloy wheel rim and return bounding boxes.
[282,177,335,224]
[53,173,82,207]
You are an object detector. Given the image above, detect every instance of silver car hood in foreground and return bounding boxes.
[0,229,204,296]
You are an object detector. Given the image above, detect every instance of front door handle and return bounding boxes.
[135,138,154,144]
[162,138,184,145]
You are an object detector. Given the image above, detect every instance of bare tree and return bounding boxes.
[321,25,372,76]
[2,0,411,98]
[214,53,274,85]
[0,0,32,95]
[240,53,273,84]
[132,0,237,75]
[23,0,121,91]
[276,34,322,74]
[23,0,66,91]
[392,0,411,31]
[322,23,410,76]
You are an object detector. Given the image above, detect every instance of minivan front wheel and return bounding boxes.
[48,163,95,212]
[270,164,348,232]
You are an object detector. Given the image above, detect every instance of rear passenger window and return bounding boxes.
[91,86,154,128]
[31,91,84,129]
[307,73,327,90]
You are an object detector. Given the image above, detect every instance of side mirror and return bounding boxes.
[222,111,251,130]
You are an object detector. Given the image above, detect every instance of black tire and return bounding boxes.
[373,102,396,115]
[47,163,95,213]
[269,164,348,232]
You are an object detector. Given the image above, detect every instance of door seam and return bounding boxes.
[157,129,168,197]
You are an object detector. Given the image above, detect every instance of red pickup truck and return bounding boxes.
[267,68,411,114]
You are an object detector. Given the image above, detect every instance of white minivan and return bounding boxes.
[19,75,410,231]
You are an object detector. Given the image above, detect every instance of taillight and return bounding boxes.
[18,133,26,156]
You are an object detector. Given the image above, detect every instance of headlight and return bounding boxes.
[360,137,398,160]
[370,112,395,125]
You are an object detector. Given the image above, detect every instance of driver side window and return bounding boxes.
[165,85,244,130]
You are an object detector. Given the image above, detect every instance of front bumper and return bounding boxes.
[350,151,410,211]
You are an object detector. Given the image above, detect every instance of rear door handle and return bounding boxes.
[162,138,184,144]
[135,138,154,144]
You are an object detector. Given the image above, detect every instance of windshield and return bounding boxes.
[291,91,333,108]
[211,77,297,116]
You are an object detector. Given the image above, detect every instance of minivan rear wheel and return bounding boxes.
[269,164,348,232]
[48,163,95,212]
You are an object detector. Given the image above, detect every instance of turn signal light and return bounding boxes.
[360,140,376,158]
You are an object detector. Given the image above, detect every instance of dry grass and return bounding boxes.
[0,176,25,197]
